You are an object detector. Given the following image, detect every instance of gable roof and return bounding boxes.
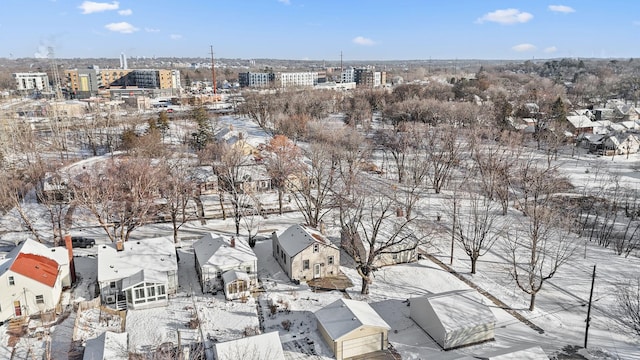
[122,269,168,290]
[0,239,68,281]
[566,115,594,129]
[222,269,249,284]
[10,253,59,287]
[193,232,257,269]
[97,237,177,283]
[315,298,390,340]
[416,290,496,333]
[83,331,128,360]
[277,224,337,257]
[214,331,285,360]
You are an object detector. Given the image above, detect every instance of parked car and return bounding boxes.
[71,236,95,248]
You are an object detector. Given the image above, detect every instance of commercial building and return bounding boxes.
[13,72,50,92]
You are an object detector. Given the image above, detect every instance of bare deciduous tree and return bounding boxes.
[617,279,640,337]
[264,135,303,215]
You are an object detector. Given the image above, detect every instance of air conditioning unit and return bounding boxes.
[105,295,116,304]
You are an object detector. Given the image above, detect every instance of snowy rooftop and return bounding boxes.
[193,232,256,268]
[83,331,128,360]
[277,224,336,257]
[213,331,285,360]
[315,298,390,340]
[566,115,594,128]
[97,237,177,283]
[417,290,496,332]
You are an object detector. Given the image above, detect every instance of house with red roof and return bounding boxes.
[0,239,72,322]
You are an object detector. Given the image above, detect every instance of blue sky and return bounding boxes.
[2,0,639,60]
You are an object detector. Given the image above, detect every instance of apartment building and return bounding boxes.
[278,72,318,88]
[13,72,50,92]
[238,72,275,88]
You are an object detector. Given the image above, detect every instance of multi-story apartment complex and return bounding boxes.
[65,68,181,98]
[278,72,318,88]
[238,72,275,88]
[13,72,50,92]
[342,68,386,88]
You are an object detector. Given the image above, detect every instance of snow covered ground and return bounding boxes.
[1,114,640,359]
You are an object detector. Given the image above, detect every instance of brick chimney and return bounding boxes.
[230,236,236,248]
[116,241,125,252]
[64,234,77,284]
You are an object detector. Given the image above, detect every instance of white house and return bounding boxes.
[213,331,285,360]
[83,331,128,360]
[0,239,72,322]
[341,220,418,268]
[410,290,496,350]
[272,224,341,282]
[315,298,391,360]
[193,233,258,300]
[97,237,178,310]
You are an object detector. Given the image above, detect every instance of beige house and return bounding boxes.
[272,224,340,282]
[315,298,391,360]
[341,221,418,268]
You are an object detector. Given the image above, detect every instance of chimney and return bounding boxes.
[64,234,77,284]
[230,236,236,248]
[116,241,125,252]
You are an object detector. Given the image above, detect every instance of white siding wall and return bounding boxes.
[0,272,62,322]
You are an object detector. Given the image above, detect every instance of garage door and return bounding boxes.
[342,333,382,359]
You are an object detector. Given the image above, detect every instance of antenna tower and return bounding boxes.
[48,46,63,100]
[210,45,217,95]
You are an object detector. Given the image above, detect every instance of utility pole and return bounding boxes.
[210,45,217,96]
[584,265,596,348]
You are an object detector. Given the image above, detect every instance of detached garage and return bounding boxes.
[315,298,391,360]
[410,290,496,350]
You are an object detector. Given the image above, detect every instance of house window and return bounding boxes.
[35,295,44,304]
[246,266,251,273]
[328,256,334,265]
[392,254,398,260]
[157,285,166,295]
[147,286,156,297]
[216,271,222,279]
[313,244,319,253]
[110,281,116,289]
[303,260,310,270]
[8,276,15,286]
[134,288,145,299]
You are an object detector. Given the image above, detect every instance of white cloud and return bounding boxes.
[118,9,132,16]
[278,0,290,4]
[476,8,533,24]
[105,22,138,34]
[353,36,375,46]
[512,43,537,52]
[145,27,160,33]
[169,34,182,40]
[544,46,558,53]
[548,5,575,13]
[79,1,119,14]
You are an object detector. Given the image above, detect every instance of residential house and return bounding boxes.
[341,220,418,268]
[612,104,639,121]
[0,239,73,322]
[97,237,178,310]
[603,133,640,156]
[193,233,258,300]
[213,331,285,360]
[83,331,128,360]
[189,165,218,195]
[272,224,340,282]
[214,127,257,156]
[315,298,391,360]
[410,290,496,350]
[566,115,595,135]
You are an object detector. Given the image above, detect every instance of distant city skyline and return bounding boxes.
[2,0,639,61]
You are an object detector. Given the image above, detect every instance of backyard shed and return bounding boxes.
[315,298,391,360]
[410,290,496,350]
